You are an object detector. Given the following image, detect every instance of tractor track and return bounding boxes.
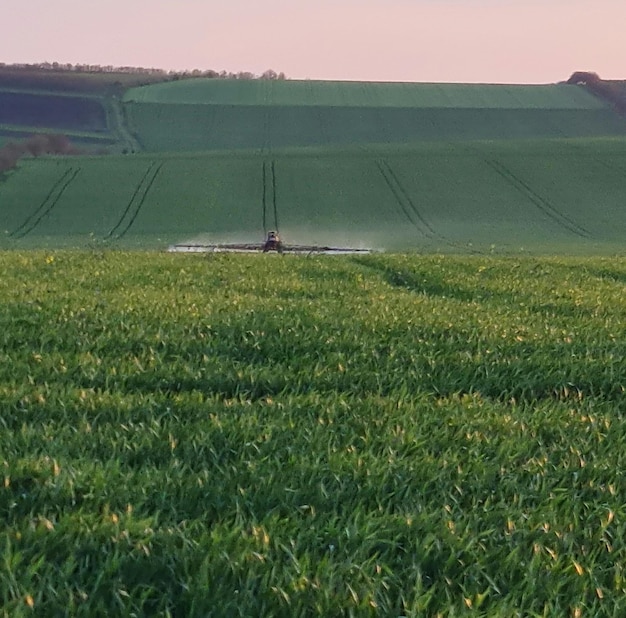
[108,96,141,153]
[377,160,423,233]
[377,159,483,254]
[106,161,163,240]
[262,160,268,233]
[262,79,271,154]
[262,159,279,233]
[11,167,80,239]
[271,160,279,231]
[485,159,591,238]
[377,160,436,238]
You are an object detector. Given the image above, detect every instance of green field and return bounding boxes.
[124,80,609,108]
[2,138,626,253]
[2,77,626,253]
[3,72,626,615]
[123,80,626,152]
[126,104,626,152]
[4,76,625,157]
[2,252,626,616]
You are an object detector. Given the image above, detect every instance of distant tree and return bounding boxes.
[25,134,49,157]
[0,149,18,173]
[46,134,74,154]
[0,134,83,175]
[0,62,286,82]
[567,71,601,85]
[567,71,626,115]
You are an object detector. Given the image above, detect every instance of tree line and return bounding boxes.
[566,72,626,115]
[0,134,81,175]
[0,62,287,81]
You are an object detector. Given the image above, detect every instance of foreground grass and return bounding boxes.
[1,251,626,616]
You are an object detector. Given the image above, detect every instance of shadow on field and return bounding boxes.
[73,365,292,405]
[586,268,626,286]
[75,338,626,417]
[352,256,482,303]
[353,257,624,321]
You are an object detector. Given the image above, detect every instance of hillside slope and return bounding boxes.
[124,79,626,152]
[125,80,607,108]
[3,74,626,254]
[2,138,625,253]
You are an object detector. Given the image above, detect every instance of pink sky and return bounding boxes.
[2,0,624,83]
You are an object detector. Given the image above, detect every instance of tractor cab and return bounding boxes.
[263,230,282,253]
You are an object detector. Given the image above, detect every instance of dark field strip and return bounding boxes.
[0,125,116,144]
[0,68,167,94]
[1,252,626,616]
[0,92,108,132]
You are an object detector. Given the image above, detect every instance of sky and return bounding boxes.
[2,0,624,83]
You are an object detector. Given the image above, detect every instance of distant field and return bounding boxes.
[3,76,625,155]
[125,79,608,109]
[0,91,107,132]
[0,89,131,152]
[123,79,626,152]
[2,138,626,253]
[0,76,138,152]
[4,72,626,616]
[2,77,626,253]
[0,124,117,146]
[127,104,626,152]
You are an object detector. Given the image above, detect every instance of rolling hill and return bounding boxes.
[3,68,626,615]
[123,80,626,152]
[1,71,626,253]
[2,138,626,253]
